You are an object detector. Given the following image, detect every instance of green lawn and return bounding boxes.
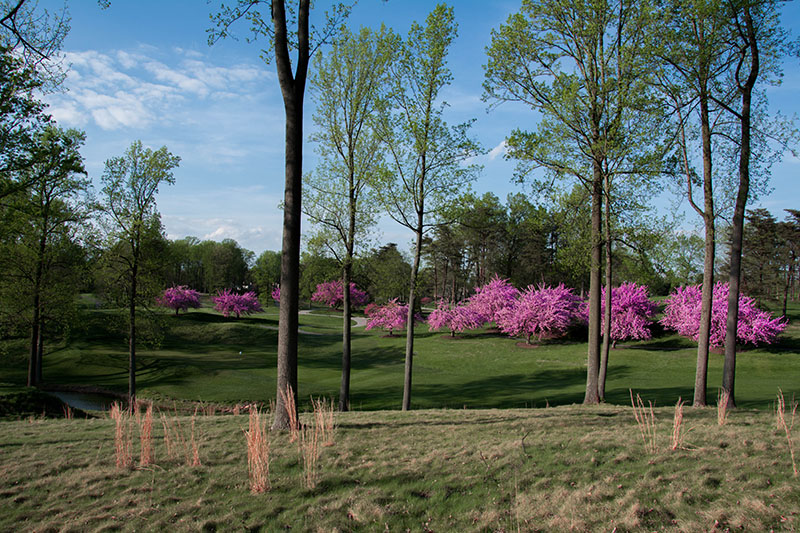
[1,299,799,411]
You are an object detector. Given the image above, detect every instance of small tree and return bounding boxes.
[310,280,368,309]
[497,284,582,344]
[466,274,519,325]
[365,299,416,336]
[427,300,483,337]
[213,289,263,319]
[587,282,658,348]
[661,282,786,347]
[271,284,281,304]
[157,286,201,315]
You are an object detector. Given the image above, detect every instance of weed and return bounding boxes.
[311,396,336,447]
[244,406,270,493]
[110,402,132,469]
[62,404,73,420]
[299,419,321,489]
[630,390,657,453]
[278,384,299,442]
[139,403,154,467]
[671,397,685,451]
[776,389,798,477]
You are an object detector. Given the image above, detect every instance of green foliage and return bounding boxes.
[250,249,281,296]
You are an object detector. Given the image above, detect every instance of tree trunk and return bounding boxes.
[35,320,43,384]
[723,5,758,410]
[272,0,309,430]
[598,173,612,401]
[693,91,715,408]
[402,224,423,411]
[584,160,603,405]
[339,261,353,412]
[28,223,47,388]
[128,259,137,405]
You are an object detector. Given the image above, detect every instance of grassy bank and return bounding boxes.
[1,301,799,411]
[1,405,798,531]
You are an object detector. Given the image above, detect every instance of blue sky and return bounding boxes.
[41,0,800,256]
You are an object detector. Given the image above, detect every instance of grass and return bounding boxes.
[2,300,800,413]
[0,405,798,531]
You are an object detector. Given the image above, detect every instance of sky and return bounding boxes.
[39,0,800,257]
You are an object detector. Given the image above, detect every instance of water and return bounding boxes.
[49,391,117,411]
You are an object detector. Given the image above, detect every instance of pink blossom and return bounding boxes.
[213,289,263,318]
[364,299,420,335]
[157,286,201,315]
[661,282,786,347]
[496,283,582,344]
[427,300,484,336]
[311,280,369,309]
[581,282,658,346]
[271,284,280,303]
[467,274,520,324]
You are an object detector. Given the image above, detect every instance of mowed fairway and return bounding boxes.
[1,299,799,410]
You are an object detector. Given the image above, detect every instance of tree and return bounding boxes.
[364,299,417,336]
[304,25,392,411]
[210,0,355,430]
[657,0,744,407]
[251,249,281,296]
[157,285,201,315]
[99,140,179,403]
[375,4,480,410]
[359,243,411,303]
[466,274,519,325]
[0,125,88,386]
[213,289,262,318]
[661,281,786,347]
[496,283,582,345]
[311,280,368,310]
[587,282,658,348]
[485,0,663,403]
[427,300,483,337]
[721,0,795,409]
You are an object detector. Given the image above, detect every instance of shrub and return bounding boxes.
[213,289,263,318]
[311,280,369,309]
[427,300,483,336]
[496,283,582,344]
[582,282,658,346]
[157,285,201,315]
[661,281,786,347]
[365,299,419,335]
[467,274,519,324]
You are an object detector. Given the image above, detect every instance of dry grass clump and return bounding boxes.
[278,385,299,442]
[299,420,321,489]
[717,389,730,426]
[158,409,201,466]
[671,397,685,451]
[776,389,798,477]
[311,396,336,447]
[137,403,154,466]
[630,390,657,453]
[245,406,271,493]
[110,402,132,469]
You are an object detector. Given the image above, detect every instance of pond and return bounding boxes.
[49,391,117,411]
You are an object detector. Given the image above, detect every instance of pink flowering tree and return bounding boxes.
[365,299,420,336]
[580,282,658,347]
[311,280,369,309]
[213,289,263,318]
[661,282,787,347]
[157,286,201,315]
[427,300,483,337]
[467,274,520,325]
[497,283,583,344]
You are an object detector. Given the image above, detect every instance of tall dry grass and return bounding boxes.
[244,406,271,493]
[158,409,201,467]
[138,403,154,466]
[630,390,657,454]
[278,385,299,442]
[671,397,685,451]
[311,397,336,447]
[776,389,798,477]
[299,420,321,489]
[110,402,132,469]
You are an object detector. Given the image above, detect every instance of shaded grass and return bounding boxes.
[0,406,798,531]
[1,301,799,412]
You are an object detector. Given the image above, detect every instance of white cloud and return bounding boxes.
[488,140,507,161]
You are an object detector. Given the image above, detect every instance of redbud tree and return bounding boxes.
[365,299,419,336]
[582,282,658,347]
[271,285,280,304]
[427,300,484,337]
[497,283,583,344]
[213,289,263,319]
[157,286,201,315]
[661,282,786,347]
[467,274,519,325]
[311,280,369,309]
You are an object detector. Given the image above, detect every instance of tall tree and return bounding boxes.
[485,0,662,403]
[721,0,794,408]
[657,0,740,407]
[210,0,353,430]
[0,126,88,386]
[99,140,179,403]
[304,25,393,411]
[375,4,480,410]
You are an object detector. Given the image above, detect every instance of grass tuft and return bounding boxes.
[630,390,657,454]
[245,405,270,493]
[139,403,154,467]
[278,384,299,442]
[110,402,132,469]
[671,397,685,451]
[717,389,730,426]
[776,388,798,477]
